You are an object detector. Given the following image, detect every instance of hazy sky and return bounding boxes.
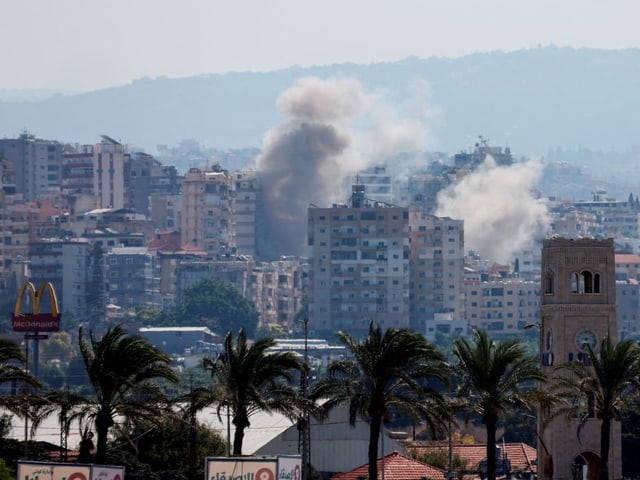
[4,0,639,92]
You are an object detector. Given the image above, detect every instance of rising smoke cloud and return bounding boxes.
[255,77,367,259]
[255,76,437,260]
[435,156,549,264]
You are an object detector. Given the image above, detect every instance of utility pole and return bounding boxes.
[298,318,310,480]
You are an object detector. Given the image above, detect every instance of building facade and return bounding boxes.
[308,186,410,338]
[408,211,465,335]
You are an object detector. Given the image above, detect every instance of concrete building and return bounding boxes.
[538,237,620,480]
[104,246,159,309]
[94,135,128,209]
[128,151,181,217]
[464,278,540,335]
[408,210,465,336]
[354,165,393,204]
[570,190,640,239]
[246,258,305,330]
[453,137,513,169]
[308,185,410,338]
[0,133,63,201]
[231,170,259,258]
[181,167,234,254]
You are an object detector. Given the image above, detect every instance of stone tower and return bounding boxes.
[538,237,620,480]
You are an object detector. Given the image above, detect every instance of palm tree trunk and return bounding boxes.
[95,408,112,464]
[368,415,382,480]
[233,413,250,455]
[486,416,497,480]
[599,416,611,480]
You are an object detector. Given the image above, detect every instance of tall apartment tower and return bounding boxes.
[408,211,465,335]
[231,170,259,258]
[538,237,620,480]
[308,185,410,339]
[94,135,127,209]
[181,167,234,254]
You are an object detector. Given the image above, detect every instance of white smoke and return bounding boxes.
[435,156,549,264]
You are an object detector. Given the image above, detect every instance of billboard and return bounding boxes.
[205,457,277,480]
[276,455,302,480]
[17,462,124,480]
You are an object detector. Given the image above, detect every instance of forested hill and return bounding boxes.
[1,45,640,157]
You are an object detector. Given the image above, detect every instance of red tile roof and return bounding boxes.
[330,451,445,480]
[406,442,536,474]
[615,254,640,265]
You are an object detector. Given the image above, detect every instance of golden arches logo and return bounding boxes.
[11,281,61,332]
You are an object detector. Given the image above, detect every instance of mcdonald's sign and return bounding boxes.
[11,282,61,332]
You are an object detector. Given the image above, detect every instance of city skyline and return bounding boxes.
[4,0,640,92]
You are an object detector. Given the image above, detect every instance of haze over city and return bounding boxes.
[4,0,640,92]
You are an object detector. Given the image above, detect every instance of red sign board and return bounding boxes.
[12,313,60,332]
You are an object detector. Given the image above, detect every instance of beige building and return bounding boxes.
[408,210,465,336]
[538,237,620,480]
[464,277,540,335]
[308,185,410,338]
[231,170,259,258]
[93,135,127,209]
[180,167,234,254]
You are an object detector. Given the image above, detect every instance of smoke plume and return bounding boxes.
[255,76,439,260]
[255,77,367,259]
[435,156,549,264]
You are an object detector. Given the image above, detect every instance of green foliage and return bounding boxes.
[555,336,640,480]
[41,332,75,364]
[78,324,180,464]
[165,278,259,337]
[0,458,13,480]
[452,329,546,480]
[255,323,288,340]
[135,305,164,326]
[204,329,308,455]
[415,447,468,473]
[39,362,67,389]
[312,323,451,480]
[107,415,226,480]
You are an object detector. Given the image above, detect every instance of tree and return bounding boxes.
[203,328,308,455]
[451,329,546,480]
[555,336,640,480]
[108,415,226,480]
[78,324,179,463]
[311,323,450,480]
[0,338,40,396]
[167,278,259,337]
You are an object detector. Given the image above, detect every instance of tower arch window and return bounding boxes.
[544,269,554,294]
[571,270,601,294]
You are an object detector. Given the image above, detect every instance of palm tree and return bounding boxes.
[203,328,308,455]
[0,338,40,399]
[0,338,40,447]
[78,324,179,463]
[311,323,451,480]
[451,329,546,480]
[555,336,640,480]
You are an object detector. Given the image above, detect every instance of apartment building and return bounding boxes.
[104,246,160,309]
[308,185,410,338]
[231,170,259,258]
[464,277,540,335]
[0,133,63,201]
[408,210,465,335]
[181,167,234,254]
[94,135,128,209]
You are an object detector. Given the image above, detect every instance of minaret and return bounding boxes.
[538,237,620,480]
